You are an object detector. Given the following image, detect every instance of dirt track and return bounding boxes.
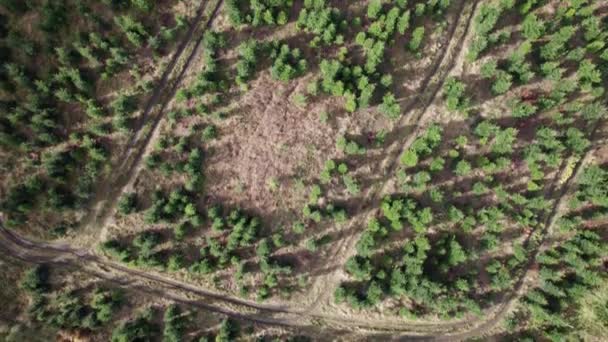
[304,0,480,313]
[1,0,604,340]
[2,121,603,339]
[82,0,224,241]
[0,0,486,338]
[0,226,503,337]
[0,131,598,340]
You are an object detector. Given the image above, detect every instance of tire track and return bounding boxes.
[0,226,294,314]
[303,0,480,314]
[0,226,453,335]
[0,222,509,337]
[81,0,224,237]
[442,119,605,341]
[0,241,302,329]
[0,0,490,337]
[3,0,598,339]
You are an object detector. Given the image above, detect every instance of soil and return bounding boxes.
[2,0,607,340]
[203,73,337,226]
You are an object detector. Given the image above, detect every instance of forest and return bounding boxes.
[0,0,606,340]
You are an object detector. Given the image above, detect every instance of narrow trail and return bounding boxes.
[303,0,480,313]
[0,239,301,329]
[2,1,603,340]
[0,0,509,338]
[0,226,292,314]
[0,232,473,340]
[438,119,604,341]
[80,0,224,239]
[0,220,518,337]
[0,226,453,335]
[0,122,602,338]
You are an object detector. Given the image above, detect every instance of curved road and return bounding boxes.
[299,0,480,315]
[81,0,223,234]
[2,122,601,339]
[1,0,602,340]
[0,132,596,339]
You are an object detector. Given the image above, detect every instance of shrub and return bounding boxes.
[174,222,189,240]
[167,253,185,271]
[163,304,186,342]
[467,4,502,60]
[131,0,153,11]
[540,25,575,61]
[216,318,237,342]
[201,125,217,141]
[336,136,366,155]
[492,70,512,95]
[21,265,49,293]
[367,0,383,19]
[270,43,307,81]
[297,0,342,46]
[342,175,361,195]
[521,13,544,40]
[256,238,272,258]
[511,100,537,118]
[577,60,601,91]
[100,240,132,262]
[379,93,401,119]
[235,39,261,85]
[356,230,376,257]
[409,26,425,51]
[444,77,469,112]
[291,221,305,235]
[111,308,158,342]
[397,10,411,34]
[115,15,149,47]
[429,157,445,172]
[381,197,433,232]
[90,288,123,324]
[492,128,517,155]
[117,192,137,215]
[320,159,336,183]
[345,256,372,281]
[40,1,67,33]
[480,59,497,78]
[454,160,472,176]
[400,149,418,167]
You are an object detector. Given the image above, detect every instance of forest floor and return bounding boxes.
[1,0,607,340]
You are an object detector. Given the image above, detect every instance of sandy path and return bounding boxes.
[2,0,604,339]
[302,0,481,314]
[83,0,224,245]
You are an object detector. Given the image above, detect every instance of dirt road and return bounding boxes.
[2,0,604,340]
[304,0,480,313]
[82,0,224,241]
